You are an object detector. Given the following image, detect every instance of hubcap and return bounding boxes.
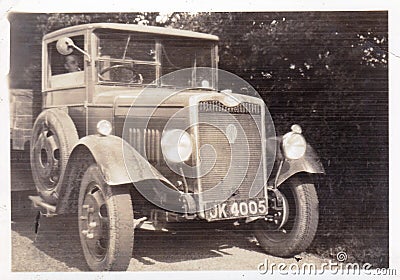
[33,123,61,189]
[260,187,295,241]
[269,189,290,230]
[80,184,109,261]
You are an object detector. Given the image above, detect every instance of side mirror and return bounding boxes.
[56,37,74,55]
[56,37,92,62]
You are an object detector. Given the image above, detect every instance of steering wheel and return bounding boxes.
[99,64,143,84]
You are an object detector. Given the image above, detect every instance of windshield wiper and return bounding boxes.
[122,35,131,60]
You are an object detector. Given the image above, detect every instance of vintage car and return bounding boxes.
[20,23,324,271]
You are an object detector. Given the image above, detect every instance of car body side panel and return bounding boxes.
[66,106,86,138]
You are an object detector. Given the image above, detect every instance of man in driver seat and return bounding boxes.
[109,56,143,84]
[64,54,81,73]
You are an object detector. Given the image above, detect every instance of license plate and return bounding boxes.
[205,199,268,221]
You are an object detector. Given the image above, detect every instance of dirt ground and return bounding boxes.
[11,199,331,272]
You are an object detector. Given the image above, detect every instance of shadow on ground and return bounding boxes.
[12,192,271,271]
[12,206,88,270]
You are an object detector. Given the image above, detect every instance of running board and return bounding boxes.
[28,196,57,217]
[134,217,168,232]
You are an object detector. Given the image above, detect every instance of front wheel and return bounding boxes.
[253,177,319,257]
[78,164,134,271]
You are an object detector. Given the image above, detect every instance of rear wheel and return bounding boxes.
[78,164,134,271]
[30,109,78,204]
[253,177,319,257]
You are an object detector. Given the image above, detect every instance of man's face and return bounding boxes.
[64,55,80,72]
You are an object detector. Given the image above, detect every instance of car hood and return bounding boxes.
[93,86,265,111]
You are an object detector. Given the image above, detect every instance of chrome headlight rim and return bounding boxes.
[282,131,307,160]
[161,129,193,163]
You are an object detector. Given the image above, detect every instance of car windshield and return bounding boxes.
[95,31,217,88]
[160,39,215,88]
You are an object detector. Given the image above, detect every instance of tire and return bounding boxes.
[30,108,78,204]
[253,177,319,257]
[78,163,134,271]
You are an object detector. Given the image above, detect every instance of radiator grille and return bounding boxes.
[198,108,264,203]
[127,127,161,164]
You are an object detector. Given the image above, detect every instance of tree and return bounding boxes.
[169,13,388,263]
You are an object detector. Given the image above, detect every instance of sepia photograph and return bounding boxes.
[2,1,398,278]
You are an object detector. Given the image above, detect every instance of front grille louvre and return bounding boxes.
[128,127,161,164]
[198,107,264,202]
[198,100,261,114]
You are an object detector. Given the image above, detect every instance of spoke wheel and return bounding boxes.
[78,163,134,271]
[253,177,319,257]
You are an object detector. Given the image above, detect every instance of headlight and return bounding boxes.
[282,132,306,160]
[161,129,193,163]
[201,79,210,88]
[97,120,112,136]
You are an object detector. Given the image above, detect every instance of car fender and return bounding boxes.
[56,134,175,214]
[275,143,325,187]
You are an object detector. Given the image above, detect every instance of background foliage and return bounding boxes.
[8,11,388,266]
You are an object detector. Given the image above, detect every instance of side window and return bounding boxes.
[48,35,85,88]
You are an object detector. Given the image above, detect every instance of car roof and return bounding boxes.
[43,23,219,41]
